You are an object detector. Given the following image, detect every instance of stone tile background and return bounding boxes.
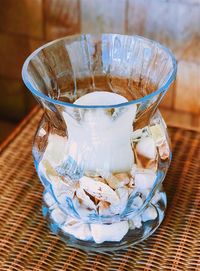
[0,0,200,141]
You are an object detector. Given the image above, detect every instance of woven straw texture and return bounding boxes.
[0,109,199,271]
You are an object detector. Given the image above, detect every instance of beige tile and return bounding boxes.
[160,108,200,132]
[80,0,126,33]
[178,37,200,64]
[0,33,31,79]
[127,0,200,60]
[175,61,200,114]
[0,0,43,39]
[44,0,80,40]
[160,81,175,109]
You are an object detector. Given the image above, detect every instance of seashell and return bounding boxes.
[91,221,129,243]
[141,206,157,222]
[79,176,120,205]
[43,191,56,209]
[131,195,143,209]
[136,137,156,160]
[158,141,170,160]
[151,191,161,205]
[104,173,130,189]
[74,197,96,218]
[42,134,68,167]
[50,176,76,200]
[98,201,111,216]
[149,123,166,146]
[50,207,67,225]
[129,215,142,229]
[41,159,57,177]
[112,187,129,214]
[140,189,151,200]
[130,164,137,178]
[62,221,92,241]
[76,187,96,210]
[134,170,156,190]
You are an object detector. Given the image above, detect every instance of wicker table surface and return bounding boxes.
[0,108,199,271]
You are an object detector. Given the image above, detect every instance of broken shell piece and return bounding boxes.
[50,207,67,225]
[98,201,111,216]
[136,137,156,160]
[142,206,157,222]
[131,196,143,209]
[129,215,142,229]
[113,187,129,214]
[158,141,170,160]
[130,164,137,178]
[91,221,129,243]
[73,196,96,218]
[105,173,130,189]
[149,123,166,146]
[42,134,68,167]
[43,191,56,209]
[76,187,96,210]
[151,191,161,205]
[134,146,157,171]
[41,159,57,177]
[62,221,92,241]
[79,176,120,205]
[134,170,156,190]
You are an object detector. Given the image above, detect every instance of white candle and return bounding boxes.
[62,91,137,175]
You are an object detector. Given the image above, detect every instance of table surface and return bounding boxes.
[0,108,199,271]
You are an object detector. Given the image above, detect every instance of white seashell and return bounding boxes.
[130,164,137,178]
[151,191,161,205]
[91,221,129,244]
[131,196,143,209]
[62,222,92,241]
[98,201,111,216]
[42,134,68,166]
[104,173,130,189]
[113,187,129,214]
[134,171,156,190]
[79,176,120,205]
[142,206,157,222]
[158,141,170,160]
[129,215,142,229]
[38,128,46,137]
[50,207,67,225]
[136,137,156,160]
[73,196,96,218]
[76,187,96,210]
[43,191,56,209]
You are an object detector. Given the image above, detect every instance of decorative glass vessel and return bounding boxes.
[22,34,177,251]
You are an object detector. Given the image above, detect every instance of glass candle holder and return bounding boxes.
[22,34,176,251]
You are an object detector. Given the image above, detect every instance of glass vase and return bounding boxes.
[22,34,176,251]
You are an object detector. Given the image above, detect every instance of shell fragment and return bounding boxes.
[91,221,129,244]
[136,137,156,160]
[79,176,120,205]
[134,170,156,190]
[62,222,92,241]
[142,206,157,222]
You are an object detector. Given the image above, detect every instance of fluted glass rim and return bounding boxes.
[22,33,177,109]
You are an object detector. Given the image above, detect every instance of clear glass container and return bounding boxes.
[22,34,177,251]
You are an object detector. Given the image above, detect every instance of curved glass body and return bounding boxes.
[22,34,176,251]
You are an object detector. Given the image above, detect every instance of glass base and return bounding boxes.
[42,188,167,252]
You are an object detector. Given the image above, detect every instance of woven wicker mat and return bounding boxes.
[0,110,199,271]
